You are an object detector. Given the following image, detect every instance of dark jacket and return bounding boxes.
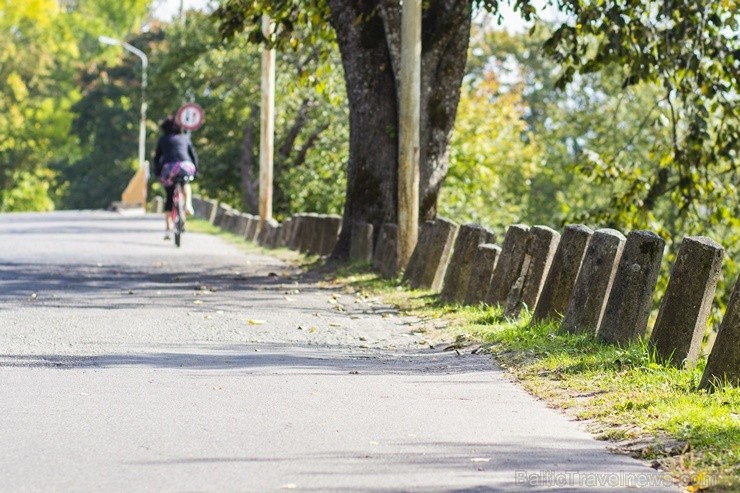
[153,134,198,177]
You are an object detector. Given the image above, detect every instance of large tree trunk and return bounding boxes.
[329,0,473,258]
[240,105,259,214]
[328,0,400,257]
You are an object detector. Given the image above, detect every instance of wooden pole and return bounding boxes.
[397,0,421,268]
[259,15,276,221]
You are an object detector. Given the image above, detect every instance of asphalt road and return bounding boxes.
[0,211,678,492]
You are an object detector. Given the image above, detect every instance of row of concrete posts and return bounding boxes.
[183,195,737,390]
[361,219,738,391]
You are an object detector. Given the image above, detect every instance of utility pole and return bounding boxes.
[397,0,421,268]
[259,15,276,222]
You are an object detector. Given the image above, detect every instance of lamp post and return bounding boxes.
[98,35,148,177]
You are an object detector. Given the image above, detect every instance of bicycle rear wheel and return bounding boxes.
[174,184,185,247]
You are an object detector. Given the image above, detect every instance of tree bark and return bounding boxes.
[329,0,473,258]
[240,105,259,214]
[329,0,400,257]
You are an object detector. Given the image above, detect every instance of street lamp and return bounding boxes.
[98,35,148,177]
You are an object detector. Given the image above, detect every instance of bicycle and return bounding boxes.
[170,176,193,248]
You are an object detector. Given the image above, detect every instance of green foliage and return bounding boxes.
[0,0,153,211]
[214,0,334,50]
[148,11,348,218]
[541,0,739,231]
[465,315,739,490]
[0,169,57,212]
[451,23,738,333]
[439,72,542,230]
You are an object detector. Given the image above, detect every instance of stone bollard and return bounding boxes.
[465,244,502,305]
[561,229,625,334]
[414,217,458,292]
[153,196,164,214]
[206,199,218,224]
[234,213,250,237]
[244,215,259,242]
[226,212,242,235]
[532,224,593,323]
[650,236,724,367]
[597,230,665,344]
[700,276,740,389]
[288,214,305,250]
[277,218,293,248]
[267,222,281,248]
[299,214,319,254]
[319,215,342,256]
[257,219,278,247]
[441,224,495,303]
[505,226,560,317]
[213,203,231,228]
[350,222,374,263]
[191,196,206,219]
[222,211,237,232]
[308,215,326,255]
[373,223,398,278]
[403,221,435,286]
[486,224,531,307]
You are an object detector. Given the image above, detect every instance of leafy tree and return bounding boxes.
[439,71,541,230]
[55,31,160,209]
[213,0,738,261]
[0,0,80,211]
[147,11,348,219]
[460,23,738,328]
[215,0,482,257]
[0,0,153,211]
[542,0,739,227]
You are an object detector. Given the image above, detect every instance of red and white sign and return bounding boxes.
[176,102,205,131]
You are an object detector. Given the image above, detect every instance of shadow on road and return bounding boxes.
[0,342,494,375]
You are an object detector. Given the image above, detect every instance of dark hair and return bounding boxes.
[160,115,181,135]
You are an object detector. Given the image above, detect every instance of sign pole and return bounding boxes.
[259,15,276,222]
[398,0,421,269]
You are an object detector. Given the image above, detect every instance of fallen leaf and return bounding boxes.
[329,323,342,327]
[308,326,317,334]
[248,319,266,325]
[193,300,203,305]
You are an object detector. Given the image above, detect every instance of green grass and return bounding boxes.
[187,219,308,267]
[466,315,740,491]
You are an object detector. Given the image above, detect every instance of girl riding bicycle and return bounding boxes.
[153,115,198,240]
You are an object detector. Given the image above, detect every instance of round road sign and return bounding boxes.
[176,102,205,131]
